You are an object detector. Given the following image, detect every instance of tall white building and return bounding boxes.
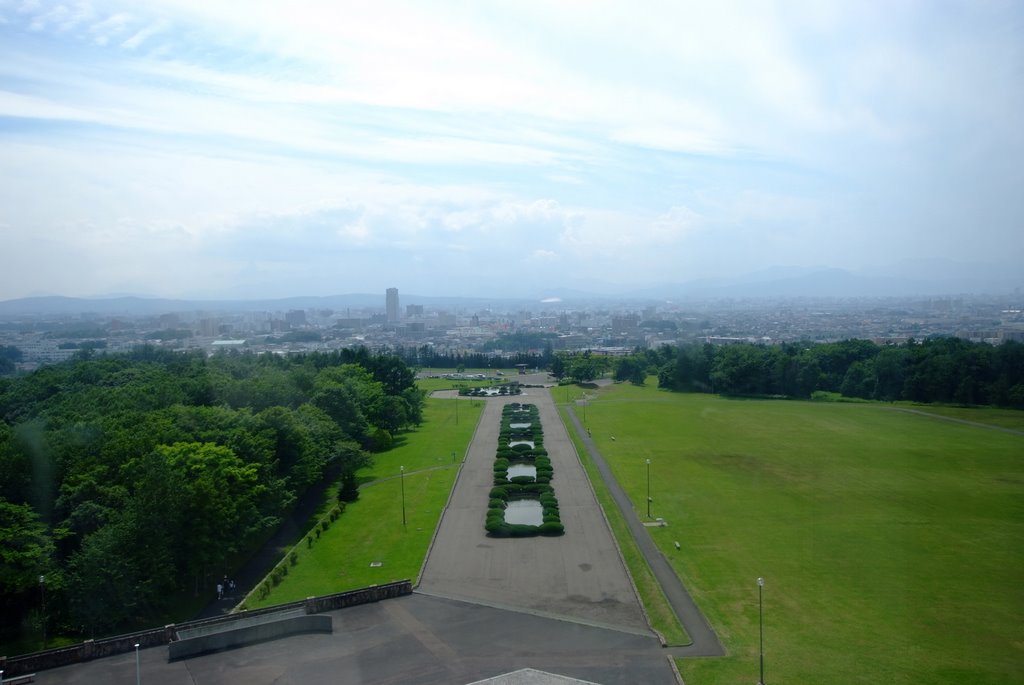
[386,288,399,323]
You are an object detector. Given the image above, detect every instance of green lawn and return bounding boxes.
[893,403,1024,431]
[416,376,506,394]
[243,397,483,607]
[583,382,1023,685]
[559,404,690,646]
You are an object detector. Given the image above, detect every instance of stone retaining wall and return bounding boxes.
[0,580,412,677]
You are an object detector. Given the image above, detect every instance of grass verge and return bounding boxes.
[558,403,690,646]
[243,397,483,607]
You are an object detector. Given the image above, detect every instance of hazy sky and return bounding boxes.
[1,1,1021,300]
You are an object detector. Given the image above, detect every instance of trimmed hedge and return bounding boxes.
[485,404,563,537]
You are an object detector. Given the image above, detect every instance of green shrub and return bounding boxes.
[338,472,360,502]
[289,551,298,566]
[539,522,564,536]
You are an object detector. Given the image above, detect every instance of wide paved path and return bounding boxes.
[418,390,650,634]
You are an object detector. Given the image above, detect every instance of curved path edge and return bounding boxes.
[883,406,1024,436]
[565,406,726,657]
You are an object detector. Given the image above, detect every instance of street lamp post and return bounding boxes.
[39,574,46,649]
[757,577,765,685]
[135,642,141,685]
[400,466,406,528]
[646,459,651,519]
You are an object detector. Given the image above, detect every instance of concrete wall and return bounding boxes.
[168,615,332,661]
[1,580,412,677]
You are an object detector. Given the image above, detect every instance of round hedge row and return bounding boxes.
[485,405,564,537]
[485,484,564,537]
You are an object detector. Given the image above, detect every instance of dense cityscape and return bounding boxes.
[2,289,1023,374]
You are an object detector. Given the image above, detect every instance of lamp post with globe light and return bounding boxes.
[39,575,46,649]
[646,459,651,519]
[399,464,407,528]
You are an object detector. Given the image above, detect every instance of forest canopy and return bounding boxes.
[608,337,1024,406]
[0,347,423,639]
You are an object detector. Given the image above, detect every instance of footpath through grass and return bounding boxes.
[244,397,483,607]
[559,403,690,646]
[584,382,1023,685]
[891,403,1024,431]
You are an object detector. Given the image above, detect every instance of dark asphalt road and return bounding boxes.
[566,407,725,657]
[37,594,677,685]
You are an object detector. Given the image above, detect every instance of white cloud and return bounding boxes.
[0,0,1021,299]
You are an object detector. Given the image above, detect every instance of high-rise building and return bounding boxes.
[386,288,400,323]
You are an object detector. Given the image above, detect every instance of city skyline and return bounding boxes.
[1,1,1022,301]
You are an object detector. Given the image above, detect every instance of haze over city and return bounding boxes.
[1,0,1021,301]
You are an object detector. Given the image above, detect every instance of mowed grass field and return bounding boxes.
[579,381,1023,684]
[245,396,483,607]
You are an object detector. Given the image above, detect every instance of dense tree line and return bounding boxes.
[402,345,553,371]
[616,337,1024,406]
[0,347,423,641]
[0,345,22,376]
[550,351,613,384]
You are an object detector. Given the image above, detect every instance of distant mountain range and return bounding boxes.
[546,260,1021,302]
[1,261,1019,317]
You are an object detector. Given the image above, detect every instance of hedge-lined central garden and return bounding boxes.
[485,403,564,536]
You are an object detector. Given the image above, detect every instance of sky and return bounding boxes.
[1,0,1022,301]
